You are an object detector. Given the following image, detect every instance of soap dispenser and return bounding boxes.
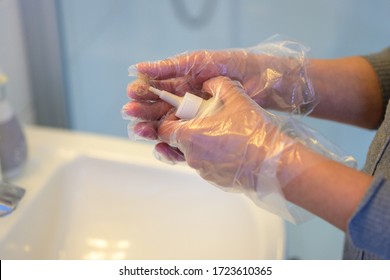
[0,72,28,179]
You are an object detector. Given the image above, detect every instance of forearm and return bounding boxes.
[280,144,373,231]
[307,57,383,129]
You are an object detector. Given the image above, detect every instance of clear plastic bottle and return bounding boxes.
[0,72,28,179]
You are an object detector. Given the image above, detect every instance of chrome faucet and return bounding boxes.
[0,180,25,217]
[0,150,25,218]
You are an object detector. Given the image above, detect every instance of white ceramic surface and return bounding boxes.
[0,126,285,259]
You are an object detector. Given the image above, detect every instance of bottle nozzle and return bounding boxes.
[148,86,204,120]
[149,86,181,107]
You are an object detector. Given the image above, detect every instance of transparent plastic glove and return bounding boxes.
[123,36,316,142]
[157,76,317,222]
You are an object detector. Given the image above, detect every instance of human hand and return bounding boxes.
[156,76,295,193]
[122,39,315,141]
[120,39,357,223]
[153,76,330,223]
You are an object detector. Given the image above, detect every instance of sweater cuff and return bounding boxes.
[363,48,390,113]
[348,175,390,259]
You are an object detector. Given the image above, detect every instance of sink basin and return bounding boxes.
[0,126,285,259]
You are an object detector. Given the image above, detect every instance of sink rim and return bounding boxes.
[0,126,286,259]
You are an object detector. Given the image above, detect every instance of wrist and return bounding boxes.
[280,143,372,230]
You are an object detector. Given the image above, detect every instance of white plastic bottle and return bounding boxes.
[148,86,220,120]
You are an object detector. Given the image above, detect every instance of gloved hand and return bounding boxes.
[122,39,356,223]
[156,76,316,222]
[157,76,295,188]
[122,39,316,142]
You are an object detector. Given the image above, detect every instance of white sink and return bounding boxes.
[0,126,285,259]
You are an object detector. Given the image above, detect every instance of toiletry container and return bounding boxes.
[0,72,28,179]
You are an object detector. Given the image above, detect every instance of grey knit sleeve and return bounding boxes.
[346,48,390,259]
[348,175,390,259]
[364,48,390,114]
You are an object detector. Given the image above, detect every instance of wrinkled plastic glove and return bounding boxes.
[122,38,356,222]
[122,38,316,143]
[155,76,315,222]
